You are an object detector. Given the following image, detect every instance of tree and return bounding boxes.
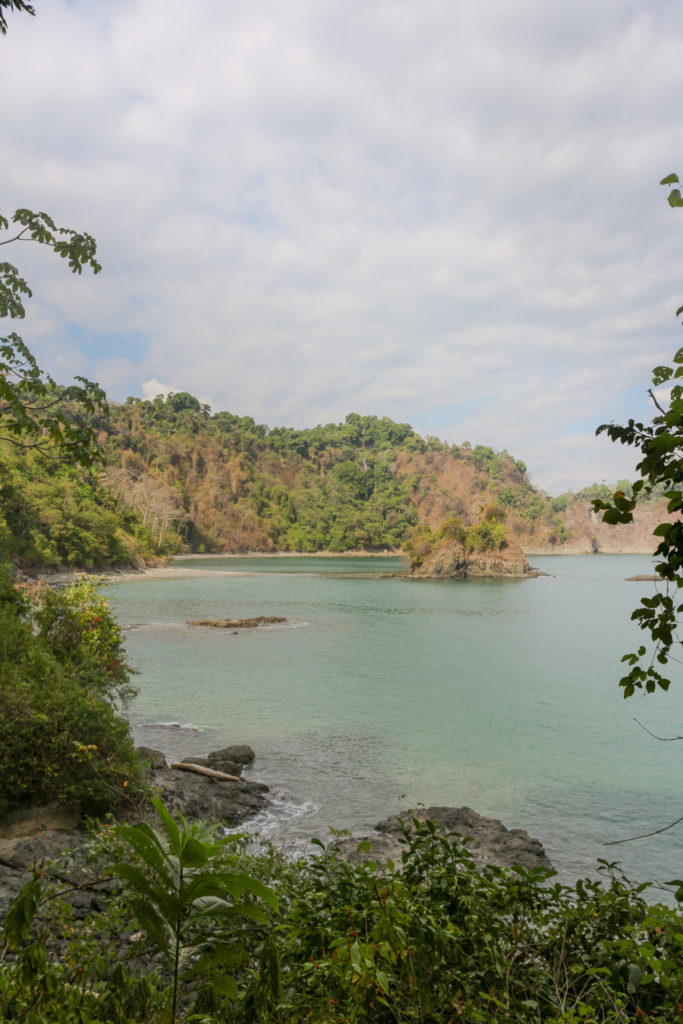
[0,208,107,465]
[592,173,683,698]
[0,571,142,816]
[0,0,34,35]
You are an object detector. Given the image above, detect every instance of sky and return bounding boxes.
[2,0,683,493]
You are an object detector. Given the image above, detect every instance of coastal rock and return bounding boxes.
[151,767,268,826]
[0,802,88,918]
[136,745,169,770]
[332,806,553,873]
[209,744,255,769]
[178,745,255,778]
[410,540,533,579]
[187,616,286,628]
[0,746,269,918]
[140,743,266,825]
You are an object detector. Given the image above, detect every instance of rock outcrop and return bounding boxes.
[0,744,269,918]
[187,616,286,628]
[332,805,553,873]
[410,540,533,579]
[143,744,268,826]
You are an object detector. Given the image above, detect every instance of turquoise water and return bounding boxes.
[103,554,683,891]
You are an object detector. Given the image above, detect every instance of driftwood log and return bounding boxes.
[170,762,242,783]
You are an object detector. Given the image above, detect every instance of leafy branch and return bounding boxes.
[0,209,106,465]
[592,176,683,698]
[0,0,34,36]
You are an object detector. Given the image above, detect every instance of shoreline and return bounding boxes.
[20,547,657,588]
[170,548,406,560]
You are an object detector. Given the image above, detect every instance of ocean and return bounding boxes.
[103,553,683,893]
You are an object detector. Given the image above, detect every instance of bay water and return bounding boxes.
[103,554,683,892]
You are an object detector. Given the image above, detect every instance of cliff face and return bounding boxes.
[410,539,531,579]
[525,500,674,556]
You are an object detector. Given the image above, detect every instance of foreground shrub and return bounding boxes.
[0,566,142,817]
[3,810,683,1023]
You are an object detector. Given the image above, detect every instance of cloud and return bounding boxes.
[3,0,683,491]
[142,378,177,401]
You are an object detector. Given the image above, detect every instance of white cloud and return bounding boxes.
[142,378,177,401]
[3,0,683,491]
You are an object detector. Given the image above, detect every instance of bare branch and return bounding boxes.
[0,228,30,246]
[605,813,683,845]
[634,717,683,741]
[648,386,668,415]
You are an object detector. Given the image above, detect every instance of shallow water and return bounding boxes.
[103,554,683,892]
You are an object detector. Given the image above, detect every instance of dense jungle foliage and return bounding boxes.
[2,390,584,569]
[0,569,143,818]
[3,809,683,1024]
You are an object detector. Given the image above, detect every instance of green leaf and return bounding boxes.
[127,897,171,955]
[237,872,280,911]
[627,962,643,992]
[109,863,177,918]
[211,974,239,999]
[151,795,183,851]
[115,821,170,881]
[376,969,391,992]
[2,875,42,950]
[180,835,209,867]
[660,173,680,185]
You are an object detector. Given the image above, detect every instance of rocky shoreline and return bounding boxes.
[0,743,553,923]
[0,744,268,919]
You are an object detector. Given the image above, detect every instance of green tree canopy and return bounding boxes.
[0,208,106,465]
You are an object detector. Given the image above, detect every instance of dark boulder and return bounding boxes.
[136,746,169,770]
[208,745,255,773]
[332,805,553,873]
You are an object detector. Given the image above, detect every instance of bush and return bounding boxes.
[4,814,683,1022]
[0,567,142,817]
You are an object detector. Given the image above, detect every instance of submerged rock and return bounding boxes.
[187,616,286,628]
[332,805,553,873]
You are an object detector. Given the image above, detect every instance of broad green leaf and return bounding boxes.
[127,897,171,955]
[180,835,210,867]
[211,974,239,999]
[376,969,391,992]
[151,795,182,850]
[114,821,170,881]
[236,872,279,910]
[109,863,178,918]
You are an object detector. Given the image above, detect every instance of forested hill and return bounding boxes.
[96,393,565,558]
[0,390,660,570]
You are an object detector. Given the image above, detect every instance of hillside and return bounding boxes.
[98,393,568,557]
[0,390,669,570]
